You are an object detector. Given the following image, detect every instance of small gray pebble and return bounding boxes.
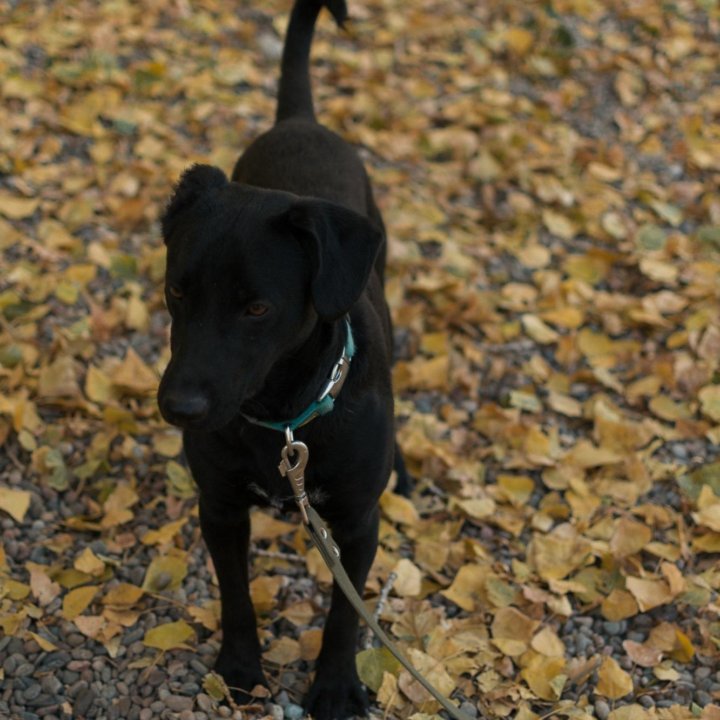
[8,639,24,654]
[67,634,85,648]
[74,687,96,717]
[695,691,712,706]
[196,694,213,712]
[602,621,623,636]
[40,710,62,718]
[576,635,592,654]
[23,683,42,701]
[276,691,290,706]
[266,703,284,720]
[639,696,655,708]
[112,697,132,716]
[124,627,144,645]
[147,669,165,686]
[460,701,478,717]
[29,547,50,563]
[68,660,89,672]
[696,667,711,680]
[39,653,71,672]
[284,703,304,720]
[71,649,93,661]
[670,444,688,459]
[595,700,610,720]
[164,694,193,712]
[16,662,35,678]
[139,709,153,720]
[128,641,144,656]
[190,659,209,675]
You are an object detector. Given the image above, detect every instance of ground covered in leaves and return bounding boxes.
[1,0,720,719]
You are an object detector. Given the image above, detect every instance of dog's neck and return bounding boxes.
[240,318,347,426]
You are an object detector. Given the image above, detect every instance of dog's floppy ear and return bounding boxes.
[162,164,228,241]
[288,199,383,320]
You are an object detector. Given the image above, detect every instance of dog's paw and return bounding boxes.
[214,651,268,705]
[305,670,369,720]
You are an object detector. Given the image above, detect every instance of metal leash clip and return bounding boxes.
[278,427,310,523]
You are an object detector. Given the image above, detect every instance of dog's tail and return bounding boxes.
[276,0,348,124]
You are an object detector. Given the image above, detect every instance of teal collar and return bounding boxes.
[242,319,355,433]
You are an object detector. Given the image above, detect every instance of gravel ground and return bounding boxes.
[2,456,719,719]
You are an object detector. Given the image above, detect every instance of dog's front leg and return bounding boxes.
[199,500,267,702]
[306,506,379,720]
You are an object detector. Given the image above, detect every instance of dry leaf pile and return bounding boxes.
[0,0,719,719]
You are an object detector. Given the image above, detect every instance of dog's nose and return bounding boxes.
[161,393,210,425]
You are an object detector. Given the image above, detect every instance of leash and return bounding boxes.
[278,429,474,720]
[245,318,474,719]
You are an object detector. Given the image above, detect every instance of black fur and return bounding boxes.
[158,2,410,718]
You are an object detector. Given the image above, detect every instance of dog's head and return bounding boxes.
[157,164,382,431]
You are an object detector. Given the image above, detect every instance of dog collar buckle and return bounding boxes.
[317,354,350,402]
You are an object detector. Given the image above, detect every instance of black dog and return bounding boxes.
[158,1,409,718]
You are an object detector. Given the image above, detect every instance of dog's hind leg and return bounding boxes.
[198,501,267,702]
[393,442,412,497]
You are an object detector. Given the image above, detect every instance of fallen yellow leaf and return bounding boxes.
[380,491,420,526]
[392,558,423,597]
[596,656,633,699]
[62,585,99,620]
[143,620,194,652]
[0,486,31,522]
[0,193,39,219]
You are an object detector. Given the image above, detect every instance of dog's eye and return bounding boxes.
[245,302,269,317]
[168,285,183,299]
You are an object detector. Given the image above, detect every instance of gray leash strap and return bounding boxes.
[279,431,474,720]
[304,505,474,720]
